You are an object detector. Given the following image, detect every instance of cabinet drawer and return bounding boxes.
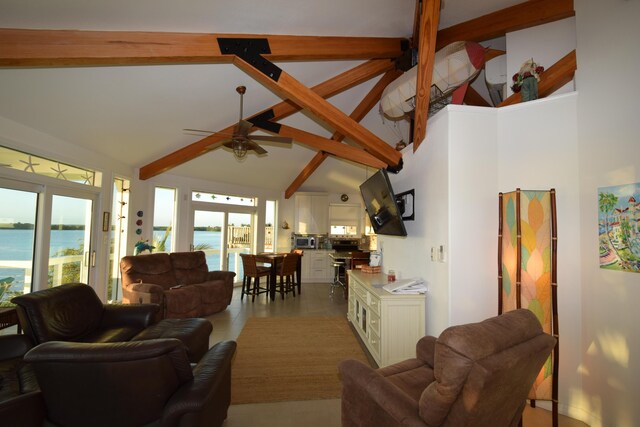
[369,329,381,359]
[353,283,366,299]
[367,294,380,315]
[369,311,380,335]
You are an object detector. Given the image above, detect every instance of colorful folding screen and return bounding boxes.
[498,189,559,426]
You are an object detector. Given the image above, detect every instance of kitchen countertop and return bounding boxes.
[329,251,370,259]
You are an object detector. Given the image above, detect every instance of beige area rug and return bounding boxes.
[231,316,370,405]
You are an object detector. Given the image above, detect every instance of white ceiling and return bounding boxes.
[0,0,521,194]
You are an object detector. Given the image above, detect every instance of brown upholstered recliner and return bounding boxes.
[12,282,159,345]
[339,309,557,427]
[24,338,237,427]
[120,251,236,318]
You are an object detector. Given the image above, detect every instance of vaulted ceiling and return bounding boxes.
[0,0,574,196]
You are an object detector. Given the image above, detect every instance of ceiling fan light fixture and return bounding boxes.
[232,139,248,160]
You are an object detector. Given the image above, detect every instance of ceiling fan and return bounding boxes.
[184,85,292,160]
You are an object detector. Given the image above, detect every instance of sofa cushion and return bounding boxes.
[192,281,232,316]
[120,253,178,289]
[170,251,209,285]
[163,286,201,319]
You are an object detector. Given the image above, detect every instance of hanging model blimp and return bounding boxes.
[380,41,487,120]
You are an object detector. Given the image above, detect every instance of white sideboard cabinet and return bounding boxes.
[347,270,426,367]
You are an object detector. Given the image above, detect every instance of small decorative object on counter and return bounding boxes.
[361,265,381,274]
[387,269,396,282]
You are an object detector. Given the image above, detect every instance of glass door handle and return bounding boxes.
[91,251,96,267]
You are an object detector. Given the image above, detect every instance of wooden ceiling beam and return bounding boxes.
[463,86,492,107]
[436,0,574,50]
[0,28,406,67]
[233,55,402,167]
[412,0,440,151]
[139,59,394,180]
[498,50,576,107]
[275,125,387,169]
[285,68,402,198]
[285,152,330,200]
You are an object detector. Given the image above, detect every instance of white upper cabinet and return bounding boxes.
[294,193,328,234]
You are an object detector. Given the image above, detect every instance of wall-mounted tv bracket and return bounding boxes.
[395,189,415,221]
[217,38,282,82]
[386,158,404,174]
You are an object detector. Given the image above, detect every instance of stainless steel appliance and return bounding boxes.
[291,234,322,249]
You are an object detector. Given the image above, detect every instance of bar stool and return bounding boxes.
[239,254,271,302]
[331,259,346,297]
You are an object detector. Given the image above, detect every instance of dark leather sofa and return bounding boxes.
[0,334,45,427]
[120,251,236,319]
[25,338,237,427]
[12,282,159,345]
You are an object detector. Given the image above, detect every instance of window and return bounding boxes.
[329,204,360,236]
[0,145,102,187]
[153,187,176,253]
[264,200,276,253]
[0,186,38,306]
[191,191,256,207]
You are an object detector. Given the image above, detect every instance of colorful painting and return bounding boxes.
[598,182,640,272]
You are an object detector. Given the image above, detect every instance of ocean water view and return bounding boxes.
[1,229,239,303]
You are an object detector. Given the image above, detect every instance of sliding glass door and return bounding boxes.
[0,178,98,299]
[0,186,38,305]
[48,194,94,287]
[191,209,254,280]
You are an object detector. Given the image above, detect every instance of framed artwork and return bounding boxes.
[598,182,640,273]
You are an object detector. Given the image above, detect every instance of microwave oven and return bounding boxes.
[292,234,318,249]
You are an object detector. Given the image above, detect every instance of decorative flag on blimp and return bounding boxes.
[380,41,487,120]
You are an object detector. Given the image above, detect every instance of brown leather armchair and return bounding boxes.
[24,338,237,427]
[339,309,556,427]
[0,334,45,427]
[12,282,159,345]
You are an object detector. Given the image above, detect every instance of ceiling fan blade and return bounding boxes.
[245,140,268,155]
[234,119,253,136]
[249,135,292,144]
[184,128,234,137]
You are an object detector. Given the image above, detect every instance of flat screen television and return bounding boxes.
[359,169,407,236]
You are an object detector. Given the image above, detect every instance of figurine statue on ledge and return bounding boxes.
[134,240,155,256]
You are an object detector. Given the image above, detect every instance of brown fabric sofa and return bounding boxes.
[120,251,236,319]
[339,309,557,427]
[24,338,237,427]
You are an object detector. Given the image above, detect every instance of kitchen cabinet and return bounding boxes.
[347,270,425,367]
[294,193,328,234]
[301,249,333,283]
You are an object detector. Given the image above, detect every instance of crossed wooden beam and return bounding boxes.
[0,0,574,197]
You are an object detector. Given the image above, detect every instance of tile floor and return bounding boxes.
[208,283,589,427]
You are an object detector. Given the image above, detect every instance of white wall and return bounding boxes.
[498,93,583,421]
[382,92,584,420]
[576,1,640,426]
